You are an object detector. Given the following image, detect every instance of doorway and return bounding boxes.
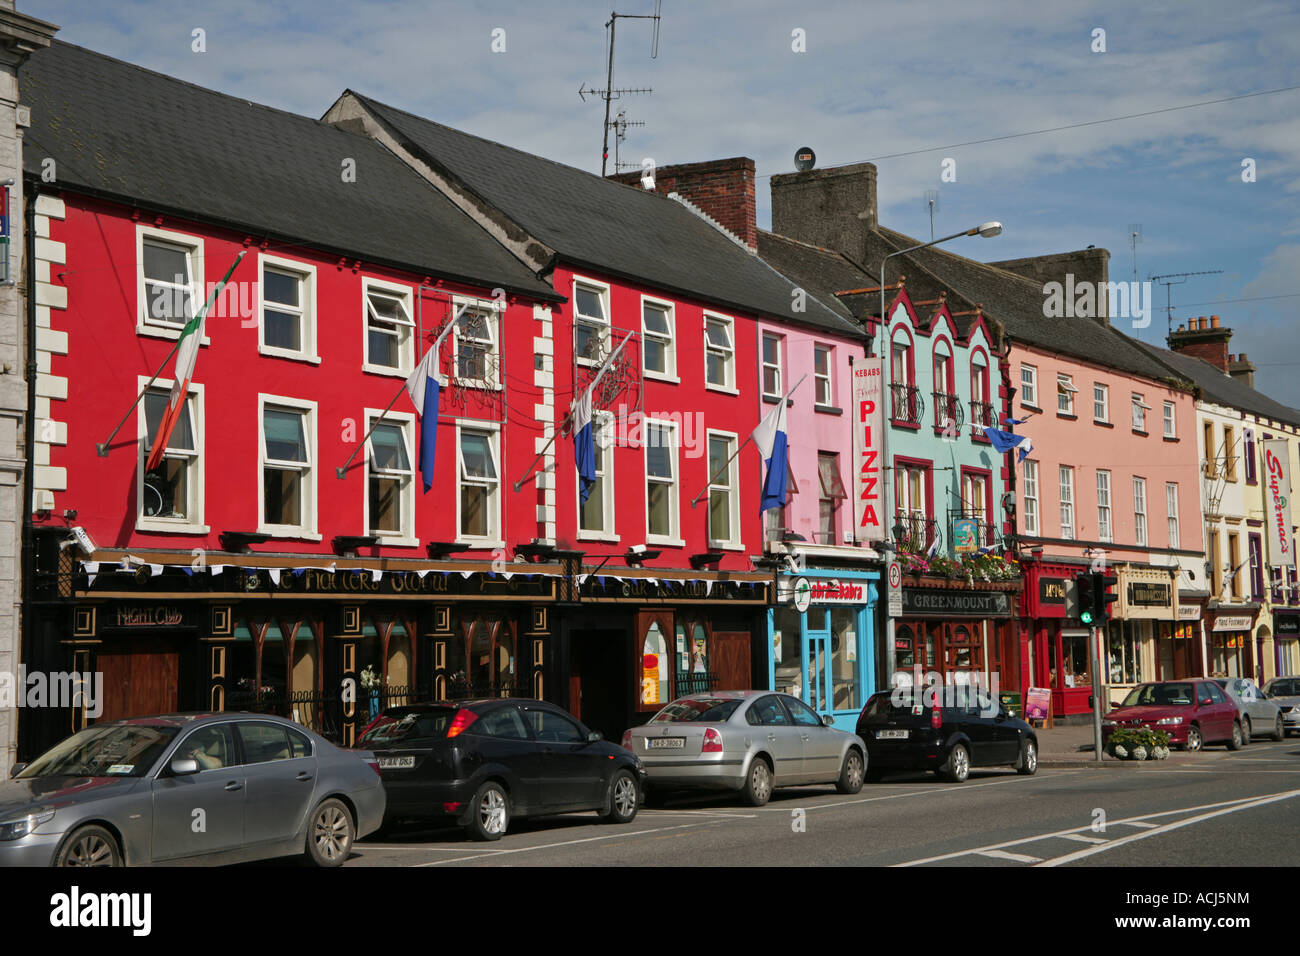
[97,637,181,721]
[569,628,630,744]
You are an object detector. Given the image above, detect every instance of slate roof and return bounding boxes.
[861,226,1180,383]
[345,93,863,338]
[1128,339,1300,428]
[19,42,559,301]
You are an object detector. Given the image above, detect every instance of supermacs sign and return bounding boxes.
[1264,440,1295,570]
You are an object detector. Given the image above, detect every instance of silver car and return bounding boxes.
[0,713,386,867]
[1262,677,1300,737]
[621,691,867,806]
[1213,678,1285,742]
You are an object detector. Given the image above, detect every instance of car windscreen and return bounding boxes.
[649,699,743,723]
[17,724,179,778]
[357,708,457,744]
[1121,683,1195,707]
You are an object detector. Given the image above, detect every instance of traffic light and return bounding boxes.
[1074,572,1096,625]
[1092,571,1118,623]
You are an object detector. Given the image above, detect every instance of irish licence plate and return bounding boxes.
[378,755,415,769]
[649,737,685,749]
[876,729,909,739]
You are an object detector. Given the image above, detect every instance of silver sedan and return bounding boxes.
[1213,678,1284,742]
[0,713,385,867]
[1262,677,1300,737]
[621,691,867,806]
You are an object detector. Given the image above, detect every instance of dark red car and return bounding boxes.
[1102,680,1244,752]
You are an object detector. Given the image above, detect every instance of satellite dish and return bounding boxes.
[794,147,816,172]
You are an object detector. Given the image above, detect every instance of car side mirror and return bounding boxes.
[586,731,603,743]
[1199,698,1213,707]
[9,762,25,778]
[822,714,836,727]
[169,757,200,776]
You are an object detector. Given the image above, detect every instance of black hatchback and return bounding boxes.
[355,699,645,841]
[856,687,1038,783]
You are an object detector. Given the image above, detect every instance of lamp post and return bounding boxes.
[877,222,1002,688]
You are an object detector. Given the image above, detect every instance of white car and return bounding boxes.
[1212,678,1285,742]
[1262,677,1300,737]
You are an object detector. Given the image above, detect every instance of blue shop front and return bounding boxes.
[768,569,880,732]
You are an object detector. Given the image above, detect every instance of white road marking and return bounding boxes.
[752,772,1081,813]
[1038,788,1300,866]
[894,789,1300,866]
[1119,821,1158,828]
[976,849,1044,863]
[413,820,725,866]
[1057,833,1107,844]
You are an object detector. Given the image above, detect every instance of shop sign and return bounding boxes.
[899,588,1011,618]
[952,517,979,555]
[1264,439,1296,571]
[851,363,885,544]
[105,605,191,629]
[1024,687,1052,721]
[1038,577,1067,606]
[1213,614,1253,632]
[1177,604,1202,621]
[1275,613,1300,636]
[1127,582,1171,607]
[783,577,869,607]
[214,567,553,599]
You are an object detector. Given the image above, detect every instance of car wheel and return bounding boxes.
[55,825,121,867]
[836,749,865,794]
[943,743,970,783]
[1273,716,1285,741]
[1228,721,1244,751]
[1242,716,1252,745]
[741,756,773,806]
[1184,724,1202,752]
[597,769,639,824]
[466,781,510,841]
[306,798,354,867]
[1016,739,1038,775]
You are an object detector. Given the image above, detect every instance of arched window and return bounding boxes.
[890,327,913,387]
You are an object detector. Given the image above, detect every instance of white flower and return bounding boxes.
[1113,744,1128,759]
[1131,746,1148,760]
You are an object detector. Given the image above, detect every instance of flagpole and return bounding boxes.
[688,373,807,508]
[96,249,247,457]
[512,330,633,493]
[335,305,470,479]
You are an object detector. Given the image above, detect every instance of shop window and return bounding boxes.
[641,620,670,709]
[944,624,978,670]
[830,608,858,711]
[772,608,804,697]
[1107,621,1142,685]
[1060,631,1091,688]
[448,614,516,697]
[893,624,916,680]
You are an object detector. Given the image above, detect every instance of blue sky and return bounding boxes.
[28,0,1300,404]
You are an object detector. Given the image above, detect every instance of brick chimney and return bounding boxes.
[1228,351,1256,388]
[1167,315,1231,372]
[608,157,757,251]
[769,163,877,265]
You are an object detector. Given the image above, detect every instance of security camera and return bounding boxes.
[69,526,96,556]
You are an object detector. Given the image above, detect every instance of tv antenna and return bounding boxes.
[923,189,940,241]
[579,1,662,175]
[1149,269,1225,337]
[1127,223,1142,284]
[612,110,648,172]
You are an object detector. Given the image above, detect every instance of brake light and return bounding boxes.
[446,709,479,739]
[931,707,943,730]
[621,730,633,750]
[702,728,723,753]
[365,758,381,777]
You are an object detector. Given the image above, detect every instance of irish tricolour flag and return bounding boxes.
[147,250,246,470]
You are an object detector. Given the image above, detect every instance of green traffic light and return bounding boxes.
[1080,610,1094,625]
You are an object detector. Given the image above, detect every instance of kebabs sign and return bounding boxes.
[853,364,884,543]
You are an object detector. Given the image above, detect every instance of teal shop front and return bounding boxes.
[768,569,880,732]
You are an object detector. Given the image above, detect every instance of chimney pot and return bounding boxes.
[1211,315,1221,328]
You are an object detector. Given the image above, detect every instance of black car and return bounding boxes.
[355,699,645,841]
[856,687,1038,783]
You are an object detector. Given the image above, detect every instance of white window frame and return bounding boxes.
[1133,476,1148,547]
[644,417,683,546]
[1057,373,1077,415]
[814,343,834,408]
[451,295,502,390]
[1096,469,1112,543]
[1163,401,1176,439]
[455,422,503,548]
[1022,460,1039,536]
[704,312,738,394]
[136,375,207,534]
[573,276,611,368]
[577,411,618,542]
[761,331,784,400]
[1093,383,1109,423]
[641,295,677,382]
[1059,465,1075,540]
[257,394,320,540]
[1020,363,1038,408]
[706,429,742,550]
[362,277,415,377]
[1132,393,1150,432]
[136,224,209,343]
[1166,482,1180,550]
[363,407,418,547]
[258,253,319,363]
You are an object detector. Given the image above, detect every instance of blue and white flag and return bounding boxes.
[572,389,596,504]
[927,535,941,559]
[983,426,1034,463]
[405,347,441,493]
[752,399,789,514]
[1002,416,1028,427]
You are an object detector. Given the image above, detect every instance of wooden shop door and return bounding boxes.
[98,638,179,721]
[711,631,752,691]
